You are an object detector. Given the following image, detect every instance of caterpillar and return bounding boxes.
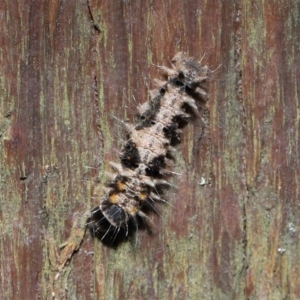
[88,52,209,242]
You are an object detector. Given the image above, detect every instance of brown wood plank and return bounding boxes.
[0,0,299,299]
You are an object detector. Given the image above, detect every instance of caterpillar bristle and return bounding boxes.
[154,78,167,87]
[158,65,177,77]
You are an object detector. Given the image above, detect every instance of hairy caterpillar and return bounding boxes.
[88,52,208,242]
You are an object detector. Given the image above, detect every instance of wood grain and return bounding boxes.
[0,0,299,299]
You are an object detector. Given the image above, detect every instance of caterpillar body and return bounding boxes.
[89,52,208,241]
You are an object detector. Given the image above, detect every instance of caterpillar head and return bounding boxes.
[171,52,208,88]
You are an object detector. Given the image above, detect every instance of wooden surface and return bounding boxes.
[0,0,299,299]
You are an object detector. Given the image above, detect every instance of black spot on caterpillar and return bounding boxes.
[88,52,209,245]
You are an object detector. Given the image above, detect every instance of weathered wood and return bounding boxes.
[0,0,299,299]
